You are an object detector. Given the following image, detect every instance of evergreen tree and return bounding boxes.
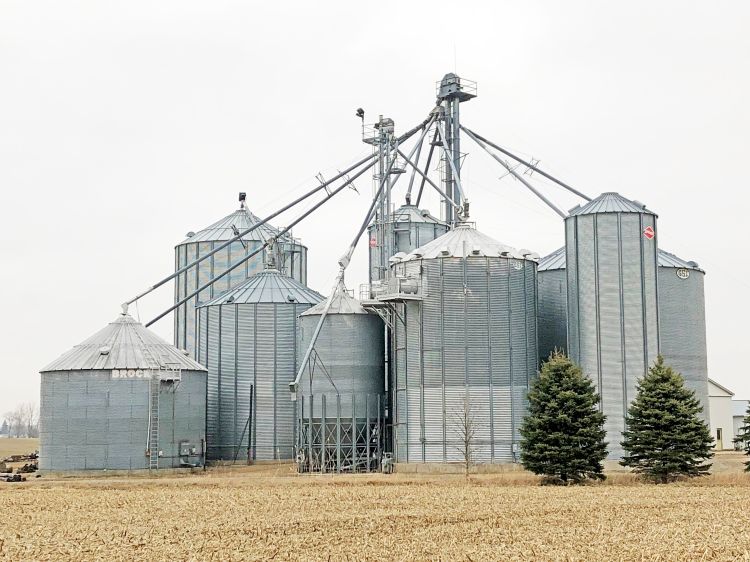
[620,356,713,483]
[733,403,750,471]
[520,351,608,484]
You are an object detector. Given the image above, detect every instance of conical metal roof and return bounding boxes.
[178,204,293,245]
[301,281,370,316]
[199,269,323,306]
[391,204,447,225]
[539,246,703,273]
[567,192,656,217]
[657,249,704,272]
[538,246,567,271]
[399,223,538,262]
[41,314,206,372]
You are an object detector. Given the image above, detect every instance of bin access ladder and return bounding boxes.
[148,374,160,469]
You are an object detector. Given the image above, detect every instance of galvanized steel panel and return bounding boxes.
[392,233,538,464]
[565,195,660,459]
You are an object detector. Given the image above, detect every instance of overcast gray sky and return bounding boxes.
[1,1,748,415]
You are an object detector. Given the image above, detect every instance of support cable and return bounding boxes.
[404,125,426,205]
[396,148,462,214]
[386,115,436,210]
[415,128,439,207]
[435,122,465,205]
[145,157,378,328]
[291,135,405,394]
[123,153,377,311]
[462,127,567,219]
[460,125,592,201]
[123,112,436,312]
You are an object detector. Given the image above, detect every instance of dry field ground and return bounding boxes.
[0,438,38,458]
[0,452,749,560]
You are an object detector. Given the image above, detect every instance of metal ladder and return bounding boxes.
[148,374,160,469]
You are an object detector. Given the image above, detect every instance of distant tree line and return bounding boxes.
[2,402,39,438]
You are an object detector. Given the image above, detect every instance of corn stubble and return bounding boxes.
[1,471,749,561]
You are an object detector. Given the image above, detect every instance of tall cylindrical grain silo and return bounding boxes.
[537,246,568,363]
[367,204,448,286]
[565,192,659,459]
[196,268,323,461]
[175,194,308,358]
[536,243,709,426]
[39,313,207,471]
[657,250,709,421]
[389,223,539,464]
[296,282,385,472]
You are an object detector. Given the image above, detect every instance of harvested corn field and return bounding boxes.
[1,468,750,561]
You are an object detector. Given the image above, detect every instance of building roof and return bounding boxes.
[199,269,323,307]
[708,378,735,397]
[41,314,206,373]
[732,400,749,417]
[656,249,704,272]
[567,192,656,217]
[538,246,703,272]
[178,203,296,246]
[538,246,567,271]
[391,204,447,225]
[398,223,539,263]
[301,281,370,316]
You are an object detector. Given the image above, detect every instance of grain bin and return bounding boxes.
[389,223,539,463]
[537,246,568,363]
[538,245,709,423]
[175,194,308,358]
[656,250,709,421]
[196,267,323,461]
[39,313,207,471]
[367,204,448,286]
[565,192,659,458]
[296,281,385,472]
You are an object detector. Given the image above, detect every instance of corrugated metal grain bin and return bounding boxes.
[390,223,539,463]
[175,196,308,358]
[367,204,448,285]
[39,313,207,471]
[196,268,323,461]
[657,250,709,421]
[565,192,659,459]
[296,282,385,472]
[538,245,709,424]
[537,246,568,363]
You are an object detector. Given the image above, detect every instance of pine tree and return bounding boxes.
[520,351,608,484]
[620,356,713,483]
[733,403,750,471]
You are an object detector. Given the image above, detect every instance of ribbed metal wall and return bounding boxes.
[39,371,206,471]
[537,268,568,363]
[175,237,307,359]
[368,205,448,283]
[658,264,709,421]
[566,197,659,459]
[392,255,538,463]
[197,300,315,461]
[297,312,385,418]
